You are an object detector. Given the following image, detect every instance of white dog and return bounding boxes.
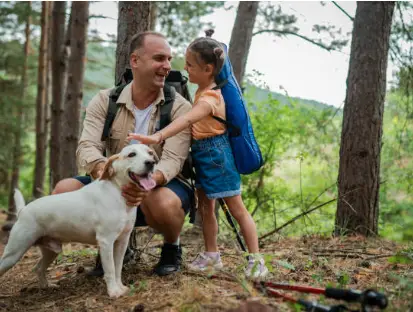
[0,144,157,298]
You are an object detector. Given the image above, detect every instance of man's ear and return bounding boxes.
[100,154,120,180]
[130,52,139,69]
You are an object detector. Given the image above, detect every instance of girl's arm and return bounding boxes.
[127,100,213,144]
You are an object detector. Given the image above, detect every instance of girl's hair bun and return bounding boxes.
[205,29,214,38]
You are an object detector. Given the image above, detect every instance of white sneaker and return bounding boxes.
[187,252,224,272]
[245,254,269,279]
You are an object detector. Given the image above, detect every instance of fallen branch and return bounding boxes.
[303,248,378,256]
[259,198,337,241]
[363,254,397,261]
[302,252,362,259]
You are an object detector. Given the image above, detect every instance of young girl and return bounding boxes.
[127,31,268,278]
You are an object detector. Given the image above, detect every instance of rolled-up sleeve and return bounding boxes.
[155,95,192,184]
[76,90,110,174]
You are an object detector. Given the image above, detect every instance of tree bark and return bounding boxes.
[8,1,31,220]
[149,2,158,31]
[116,1,150,85]
[45,2,53,193]
[228,2,259,86]
[50,1,67,189]
[33,1,50,199]
[335,2,395,237]
[61,1,89,179]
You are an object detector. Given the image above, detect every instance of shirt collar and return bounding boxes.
[116,82,166,111]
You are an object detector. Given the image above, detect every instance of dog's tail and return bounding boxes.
[14,188,26,214]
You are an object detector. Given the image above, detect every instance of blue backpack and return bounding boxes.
[211,43,264,175]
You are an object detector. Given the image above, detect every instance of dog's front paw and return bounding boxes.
[119,284,129,295]
[108,286,128,299]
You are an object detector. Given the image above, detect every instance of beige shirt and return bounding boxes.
[76,83,192,184]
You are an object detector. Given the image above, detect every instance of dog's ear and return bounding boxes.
[100,154,120,180]
[148,148,159,163]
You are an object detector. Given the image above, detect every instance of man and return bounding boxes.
[53,31,193,276]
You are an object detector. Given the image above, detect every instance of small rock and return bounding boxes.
[77,266,85,274]
[132,303,145,312]
[236,293,248,300]
[360,260,371,268]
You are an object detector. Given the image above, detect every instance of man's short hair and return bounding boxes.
[129,31,167,56]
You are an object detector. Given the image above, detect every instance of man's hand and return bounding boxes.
[121,170,164,206]
[121,183,148,207]
[91,162,105,180]
[152,170,166,186]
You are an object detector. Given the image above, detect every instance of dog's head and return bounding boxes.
[100,144,158,191]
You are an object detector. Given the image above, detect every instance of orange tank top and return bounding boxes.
[191,88,226,140]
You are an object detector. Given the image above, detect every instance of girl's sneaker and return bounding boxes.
[245,254,269,279]
[187,252,223,272]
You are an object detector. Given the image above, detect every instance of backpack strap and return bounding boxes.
[159,84,175,130]
[101,84,127,141]
[211,81,241,137]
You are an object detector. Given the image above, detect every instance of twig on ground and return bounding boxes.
[363,254,396,261]
[302,252,363,259]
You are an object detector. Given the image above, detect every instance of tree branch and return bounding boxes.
[397,3,413,42]
[252,29,337,52]
[259,198,337,241]
[331,1,354,21]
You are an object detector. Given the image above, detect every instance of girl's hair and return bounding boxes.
[188,29,225,76]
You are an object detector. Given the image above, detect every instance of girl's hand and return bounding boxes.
[127,132,162,145]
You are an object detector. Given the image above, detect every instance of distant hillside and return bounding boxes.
[245,83,339,112]
[82,43,338,113]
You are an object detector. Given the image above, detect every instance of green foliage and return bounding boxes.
[240,79,341,237]
[379,91,413,241]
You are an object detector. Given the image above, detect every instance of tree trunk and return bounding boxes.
[33,1,50,199]
[149,2,158,31]
[50,1,67,189]
[45,2,53,193]
[335,2,395,237]
[61,1,89,179]
[8,1,31,220]
[116,1,150,85]
[228,1,259,86]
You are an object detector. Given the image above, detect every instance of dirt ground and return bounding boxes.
[0,212,412,312]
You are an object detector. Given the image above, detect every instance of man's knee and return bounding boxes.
[52,178,84,195]
[143,189,184,225]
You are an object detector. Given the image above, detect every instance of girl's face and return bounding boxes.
[184,50,213,85]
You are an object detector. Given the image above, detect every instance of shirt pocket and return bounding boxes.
[107,129,124,155]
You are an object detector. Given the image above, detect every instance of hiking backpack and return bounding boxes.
[212,43,264,175]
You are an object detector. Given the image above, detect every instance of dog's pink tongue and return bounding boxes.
[139,177,156,191]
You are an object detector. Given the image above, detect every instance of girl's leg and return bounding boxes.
[224,194,268,278]
[188,189,222,272]
[224,195,259,253]
[198,189,218,252]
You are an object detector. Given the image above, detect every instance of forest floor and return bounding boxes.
[0,212,412,312]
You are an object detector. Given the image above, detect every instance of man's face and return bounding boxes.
[130,35,172,90]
